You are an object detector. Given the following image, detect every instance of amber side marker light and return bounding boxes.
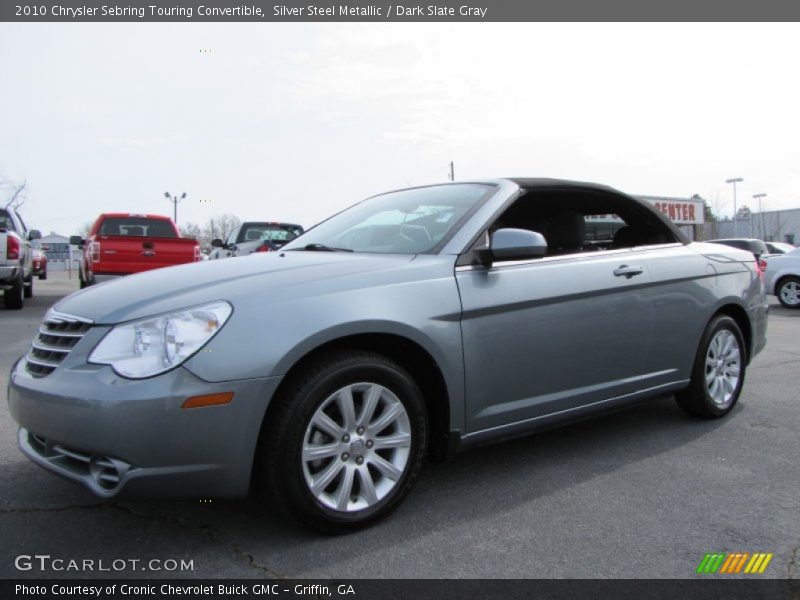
[182,392,234,409]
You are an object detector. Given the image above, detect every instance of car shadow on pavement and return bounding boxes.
[1,392,737,578]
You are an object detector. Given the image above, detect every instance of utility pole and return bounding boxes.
[725,178,743,236]
[753,193,767,240]
[164,191,186,224]
[449,161,454,182]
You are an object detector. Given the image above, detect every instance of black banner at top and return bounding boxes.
[3,0,800,22]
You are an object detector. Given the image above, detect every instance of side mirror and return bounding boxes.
[211,238,224,248]
[28,230,42,240]
[69,235,84,246]
[490,228,548,261]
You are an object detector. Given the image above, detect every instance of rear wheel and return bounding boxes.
[23,273,33,298]
[39,269,47,281]
[676,315,745,418]
[776,276,800,309]
[259,351,427,533]
[3,271,24,309]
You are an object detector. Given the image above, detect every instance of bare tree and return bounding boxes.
[77,221,94,239]
[203,214,241,245]
[1,175,28,210]
[179,222,203,241]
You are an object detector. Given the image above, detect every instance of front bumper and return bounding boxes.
[8,357,282,499]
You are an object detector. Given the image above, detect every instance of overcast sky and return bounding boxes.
[1,23,799,236]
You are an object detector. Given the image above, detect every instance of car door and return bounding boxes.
[457,248,657,433]
[636,243,730,383]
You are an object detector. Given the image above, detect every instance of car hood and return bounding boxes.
[55,252,416,324]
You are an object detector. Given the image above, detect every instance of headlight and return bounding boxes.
[88,301,232,379]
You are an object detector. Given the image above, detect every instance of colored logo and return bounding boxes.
[696,552,773,574]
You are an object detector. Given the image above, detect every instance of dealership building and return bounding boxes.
[635,195,705,240]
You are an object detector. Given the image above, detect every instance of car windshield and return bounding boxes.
[283,183,493,254]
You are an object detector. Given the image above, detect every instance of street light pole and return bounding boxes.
[726,178,743,236]
[753,193,767,240]
[164,191,187,225]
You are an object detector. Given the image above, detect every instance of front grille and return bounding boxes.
[27,431,133,491]
[25,310,93,377]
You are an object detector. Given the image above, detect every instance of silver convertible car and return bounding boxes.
[8,179,768,532]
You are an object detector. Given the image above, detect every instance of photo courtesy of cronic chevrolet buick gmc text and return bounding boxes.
[7,179,768,532]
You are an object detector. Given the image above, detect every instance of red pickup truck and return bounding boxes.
[71,213,201,288]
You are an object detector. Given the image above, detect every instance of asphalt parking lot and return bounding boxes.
[1,272,798,579]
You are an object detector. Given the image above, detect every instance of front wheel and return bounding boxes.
[676,315,746,418]
[777,276,800,309]
[23,274,33,298]
[259,351,427,533]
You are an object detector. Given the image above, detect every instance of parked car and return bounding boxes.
[707,238,769,272]
[209,222,303,259]
[9,179,767,532]
[765,241,796,255]
[762,247,800,308]
[31,242,47,280]
[0,207,40,309]
[70,213,202,288]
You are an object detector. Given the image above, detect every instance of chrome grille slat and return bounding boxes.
[38,326,86,339]
[26,355,63,368]
[25,310,93,378]
[31,341,72,354]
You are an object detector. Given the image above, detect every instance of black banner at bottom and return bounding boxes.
[3,579,799,600]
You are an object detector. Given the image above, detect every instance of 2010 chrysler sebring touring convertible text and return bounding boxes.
[8,179,768,532]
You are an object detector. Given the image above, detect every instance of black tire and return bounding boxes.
[258,350,427,533]
[676,315,746,418]
[23,274,33,298]
[79,269,87,289]
[776,276,800,309]
[3,271,24,309]
[39,270,47,280]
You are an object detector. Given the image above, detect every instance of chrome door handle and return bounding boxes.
[613,265,643,279]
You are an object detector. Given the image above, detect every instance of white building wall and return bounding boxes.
[707,208,800,244]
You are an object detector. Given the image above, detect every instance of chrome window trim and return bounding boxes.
[455,243,683,272]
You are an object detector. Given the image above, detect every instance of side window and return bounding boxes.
[474,190,676,258]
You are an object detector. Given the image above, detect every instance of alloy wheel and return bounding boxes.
[780,280,800,307]
[704,329,741,407]
[301,382,412,513]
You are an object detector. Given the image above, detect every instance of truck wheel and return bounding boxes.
[776,276,800,309]
[676,315,746,418]
[79,269,87,289]
[3,272,24,309]
[23,274,33,298]
[39,270,47,281]
[259,350,427,533]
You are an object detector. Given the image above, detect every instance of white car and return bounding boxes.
[763,247,800,308]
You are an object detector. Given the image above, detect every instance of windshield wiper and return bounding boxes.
[291,243,354,253]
